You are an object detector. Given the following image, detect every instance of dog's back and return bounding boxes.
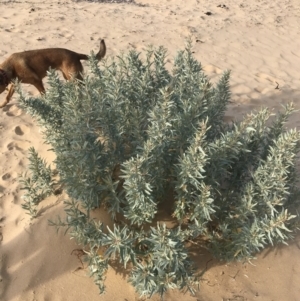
[9,48,86,78]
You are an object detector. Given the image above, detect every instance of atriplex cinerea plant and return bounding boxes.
[19,40,300,298]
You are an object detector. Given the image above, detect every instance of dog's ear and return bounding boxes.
[0,83,6,94]
[0,70,7,85]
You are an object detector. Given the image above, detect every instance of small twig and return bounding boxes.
[229,269,240,279]
[275,81,279,89]
[71,248,85,269]
[206,282,217,287]
[205,258,213,271]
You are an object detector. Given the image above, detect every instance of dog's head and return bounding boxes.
[0,69,9,93]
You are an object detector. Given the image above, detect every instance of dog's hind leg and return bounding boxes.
[61,61,84,81]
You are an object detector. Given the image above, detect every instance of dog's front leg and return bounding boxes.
[6,83,15,102]
[0,84,15,108]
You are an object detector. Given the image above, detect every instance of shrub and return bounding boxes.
[19,41,300,298]
[20,147,54,218]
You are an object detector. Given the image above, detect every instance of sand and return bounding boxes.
[1,0,300,300]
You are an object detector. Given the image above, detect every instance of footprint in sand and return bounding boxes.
[232,84,252,94]
[255,72,279,83]
[203,64,223,75]
[1,171,18,181]
[5,104,23,117]
[18,159,25,167]
[2,173,11,181]
[7,141,31,151]
[15,125,30,136]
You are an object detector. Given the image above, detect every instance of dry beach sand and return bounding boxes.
[1,0,300,300]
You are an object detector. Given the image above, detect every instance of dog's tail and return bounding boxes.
[78,39,106,61]
[95,39,106,60]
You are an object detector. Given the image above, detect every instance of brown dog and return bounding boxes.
[0,39,106,108]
